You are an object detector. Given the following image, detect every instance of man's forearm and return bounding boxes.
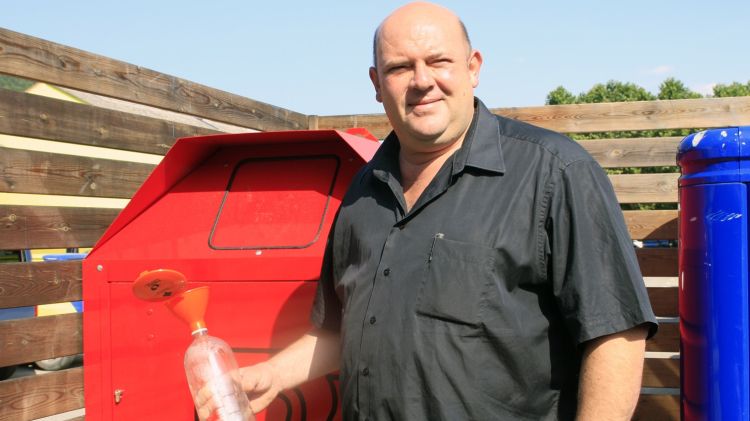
[576,325,649,421]
[267,327,341,391]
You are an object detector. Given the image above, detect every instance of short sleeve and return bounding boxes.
[546,159,658,344]
[310,221,343,332]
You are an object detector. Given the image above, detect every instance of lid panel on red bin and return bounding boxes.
[210,155,340,249]
[85,130,380,283]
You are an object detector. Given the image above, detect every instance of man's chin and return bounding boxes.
[403,124,441,137]
[402,118,448,139]
[404,128,453,146]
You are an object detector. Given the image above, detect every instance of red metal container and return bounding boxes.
[83,130,378,420]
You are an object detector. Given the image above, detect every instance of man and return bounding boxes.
[200,2,657,420]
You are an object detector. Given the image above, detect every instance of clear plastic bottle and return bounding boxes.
[184,328,255,421]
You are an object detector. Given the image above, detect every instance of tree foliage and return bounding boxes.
[546,86,576,105]
[547,77,750,107]
[0,75,33,92]
[713,81,750,98]
[657,77,702,100]
[579,80,656,103]
[547,80,658,105]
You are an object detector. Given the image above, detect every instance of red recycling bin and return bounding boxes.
[83,130,379,420]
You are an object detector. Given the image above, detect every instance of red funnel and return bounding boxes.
[165,286,209,334]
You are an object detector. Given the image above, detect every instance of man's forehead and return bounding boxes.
[372,2,471,67]
[380,1,460,28]
[379,11,461,41]
[379,39,445,62]
[375,28,468,68]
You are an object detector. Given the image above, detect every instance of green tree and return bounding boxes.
[713,81,750,97]
[658,77,702,100]
[546,86,576,105]
[0,75,33,92]
[577,80,655,103]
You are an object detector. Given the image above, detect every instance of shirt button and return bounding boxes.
[383,268,390,276]
[369,316,376,324]
[362,367,370,376]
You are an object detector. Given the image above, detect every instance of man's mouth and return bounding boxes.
[409,98,442,108]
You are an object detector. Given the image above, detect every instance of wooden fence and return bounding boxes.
[1,26,749,420]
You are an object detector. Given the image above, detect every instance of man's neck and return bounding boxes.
[398,136,465,211]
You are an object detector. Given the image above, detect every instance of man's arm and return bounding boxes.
[197,328,340,417]
[576,325,649,421]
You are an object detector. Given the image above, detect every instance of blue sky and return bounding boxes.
[2,1,749,115]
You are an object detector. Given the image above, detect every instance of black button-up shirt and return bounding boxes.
[312,99,657,420]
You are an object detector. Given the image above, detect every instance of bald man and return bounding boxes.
[199,3,657,420]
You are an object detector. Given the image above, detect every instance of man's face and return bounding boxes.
[370,14,482,153]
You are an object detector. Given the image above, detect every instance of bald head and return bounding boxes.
[372,2,472,69]
[367,1,482,153]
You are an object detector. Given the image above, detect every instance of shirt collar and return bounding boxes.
[369,97,506,183]
[452,98,506,175]
[370,129,401,185]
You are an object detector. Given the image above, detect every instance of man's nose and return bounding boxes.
[410,62,434,91]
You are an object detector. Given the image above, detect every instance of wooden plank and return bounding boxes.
[0,261,81,309]
[317,96,750,138]
[0,147,154,198]
[497,97,750,134]
[648,287,677,317]
[0,147,676,204]
[0,208,675,252]
[646,322,678,353]
[610,173,678,204]
[633,394,679,421]
[0,313,82,367]
[0,366,84,421]
[578,137,681,168]
[624,210,677,240]
[642,358,679,388]
[0,28,308,132]
[316,113,393,139]
[0,88,219,154]
[637,247,678,277]
[0,205,119,249]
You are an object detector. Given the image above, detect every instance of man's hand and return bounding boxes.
[239,361,283,414]
[196,329,339,419]
[194,363,280,420]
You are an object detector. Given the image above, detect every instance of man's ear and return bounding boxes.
[468,50,483,88]
[369,66,383,103]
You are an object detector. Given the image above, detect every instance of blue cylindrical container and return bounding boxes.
[678,126,750,420]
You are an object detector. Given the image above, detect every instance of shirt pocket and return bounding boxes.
[416,235,496,327]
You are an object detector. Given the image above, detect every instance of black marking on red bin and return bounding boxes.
[292,387,307,420]
[277,392,293,421]
[325,374,340,421]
